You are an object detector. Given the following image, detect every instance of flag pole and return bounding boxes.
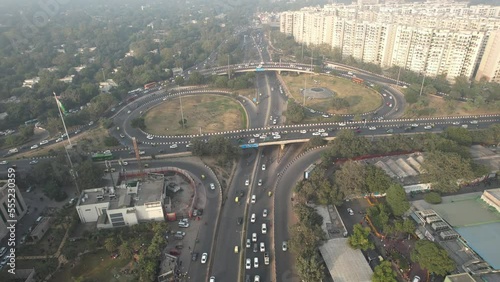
[53,92,81,195]
[53,92,72,147]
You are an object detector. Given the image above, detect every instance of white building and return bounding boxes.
[22,77,40,88]
[99,79,118,93]
[0,180,28,241]
[76,176,166,229]
[279,1,500,81]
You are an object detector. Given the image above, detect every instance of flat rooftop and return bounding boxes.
[78,175,164,209]
[484,188,500,201]
[319,238,373,282]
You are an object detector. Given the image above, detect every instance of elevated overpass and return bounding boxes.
[199,62,317,76]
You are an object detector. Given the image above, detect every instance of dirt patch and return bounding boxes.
[281,73,382,114]
[143,95,244,135]
[403,94,500,117]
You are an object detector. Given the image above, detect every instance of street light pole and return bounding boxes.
[396,66,402,86]
[179,86,185,128]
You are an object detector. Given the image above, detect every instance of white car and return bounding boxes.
[246,258,251,269]
[262,164,266,170]
[122,161,128,166]
[30,144,38,149]
[273,135,281,139]
[201,253,208,264]
[382,93,387,97]
[389,103,393,107]
[147,135,154,140]
[347,208,354,215]
[0,161,7,165]
[253,133,260,138]
[318,129,325,133]
[321,133,328,137]
[210,183,215,190]
[250,213,256,223]
[246,239,251,248]
[368,126,376,130]
[245,179,250,186]
[209,276,215,282]
[312,131,322,136]
[254,257,259,268]
[470,120,478,124]
[411,123,419,127]
[39,140,49,145]
[29,160,38,165]
[322,114,329,118]
[452,121,460,125]
[259,135,267,139]
[261,223,267,234]
[260,242,265,252]
[254,275,260,282]
[424,125,432,130]
[258,179,262,186]
[251,195,256,204]
[300,130,307,134]
[170,144,178,149]
[389,96,393,100]
[252,233,257,242]
[338,122,346,126]
[248,138,255,144]
[56,137,63,142]
[263,209,268,218]
[282,241,288,251]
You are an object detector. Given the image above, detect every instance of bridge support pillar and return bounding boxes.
[277,143,286,163]
[278,70,281,74]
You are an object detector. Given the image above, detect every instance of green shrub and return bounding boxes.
[424,192,442,204]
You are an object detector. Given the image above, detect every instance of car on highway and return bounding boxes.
[210,183,215,190]
[209,276,215,282]
[0,161,8,165]
[424,125,432,130]
[147,135,154,140]
[127,110,131,114]
[318,129,325,133]
[29,160,38,165]
[338,122,346,126]
[246,239,251,248]
[322,114,330,118]
[248,138,255,144]
[263,209,268,218]
[55,137,63,142]
[260,242,265,252]
[382,93,387,97]
[251,213,256,223]
[252,233,257,242]
[30,144,39,149]
[262,223,267,234]
[412,276,421,282]
[389,96,393,100]
[257,179,262,186]
[254,275,260,282]
[245,179,250,186]
[300,130,307,134]
[169,144,178,149]
[262,164,266,170]
[273,135,281,139]
[120,134,125,138]
[201,253,208,264]
[246,258,251,269]
[253,243,258,253]
[386,129,394,133]
[389,103,393,107]
[264,253,269,265]
[411,123,419,127]
[470,120,478,124]
[254,257,259,268]
[321,132,328,137]
[251,195,256,203]
[452,121,460,125]
[138,150,145,155]
[39,140,49,145]
[282,241,288,251]
[253,133,260,138]
[259,134,267,140]
[312,132,321,136]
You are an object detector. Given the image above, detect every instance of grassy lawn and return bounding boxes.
[403,93,500,118]
[281,73,382,115]
[49,249,135,282]
[144,94,245,135]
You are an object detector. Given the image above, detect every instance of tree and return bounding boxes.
[119,242,133,259]
[293,203,323,226]
[296,252,325,282]
[104,237,118,252]
[348,224,374,251]
[372,261,397,282]
[285,99,305,123]
[334,161,367,198]
[178,118,187,128]
[306,136,326,149]
[385,184,410,216]
[421,151,474,192]
[424,192,442,204]
[411,240,455,276]
[365,165,394,194]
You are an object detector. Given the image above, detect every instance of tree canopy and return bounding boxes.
[385,184,410,216]
[372,261,397,282]
[348,224,374,251]
[411,240,456,276]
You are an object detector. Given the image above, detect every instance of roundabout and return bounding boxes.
[142,93,247,136]
[302,87,336,99]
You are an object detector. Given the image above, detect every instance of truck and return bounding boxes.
[264,252,269,265]
[352,77,364,84]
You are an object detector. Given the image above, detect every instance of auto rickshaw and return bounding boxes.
[268,191,273,197]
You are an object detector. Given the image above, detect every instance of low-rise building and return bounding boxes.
[76,175,166,229]
[22,77,40,88]
[99,79,118,93]
[172,67,183,77]
[481,188,500,213]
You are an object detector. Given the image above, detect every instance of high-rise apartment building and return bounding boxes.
[279,1,500,82]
